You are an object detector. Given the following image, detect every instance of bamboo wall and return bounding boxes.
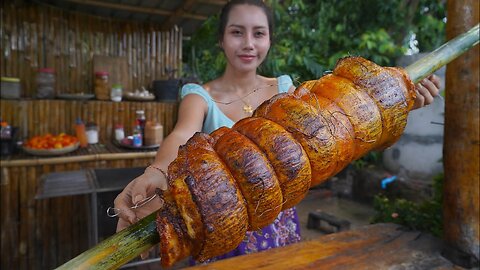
[0,3,183,269]
[0,99,178,141]
[1,156,157,270]
[1,99,177,270]
[0,2,182,98]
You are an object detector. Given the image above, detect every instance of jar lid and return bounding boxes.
[115,123,124,129]
[86,121,98,128]
[136,110,145,114]
[38,68,55,73]
[95,71,109,76]
[1,77,20,83]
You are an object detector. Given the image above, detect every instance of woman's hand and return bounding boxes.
[114,166,168,258]
[114,166,168,231]
[412,74,442,110]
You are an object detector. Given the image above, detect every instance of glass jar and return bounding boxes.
[36,68,56,99]
[85,121,99,144]
[114,124,125,142]
[144,121,163,146]
[94,71,110,100]
[111,84,123,102]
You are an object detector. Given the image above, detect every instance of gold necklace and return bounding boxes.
[212,86,262,115]
[211,77,297,113]
[237,94,254,115]
[212,85,264,106]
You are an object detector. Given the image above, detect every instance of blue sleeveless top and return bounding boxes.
[180,75,293,133]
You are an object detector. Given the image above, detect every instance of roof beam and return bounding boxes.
[161,0,197,31]
[65,0,208,20]
[198,0,228,5]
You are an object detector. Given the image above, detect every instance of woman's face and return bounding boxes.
[221,4,271,73]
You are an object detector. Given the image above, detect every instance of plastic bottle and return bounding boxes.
[0,120,12,139]
[1,119,15,157]
[132,120,143,147]
[135,110,146,139]
[75,118,88,147]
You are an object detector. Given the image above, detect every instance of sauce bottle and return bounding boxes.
[75,118,88,147]
[135,110,146,139]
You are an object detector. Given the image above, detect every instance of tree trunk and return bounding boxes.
[443,0,479,267]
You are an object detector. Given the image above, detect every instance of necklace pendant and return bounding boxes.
[243,104,253,114]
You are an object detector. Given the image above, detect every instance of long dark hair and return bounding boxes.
[218,0,274,43]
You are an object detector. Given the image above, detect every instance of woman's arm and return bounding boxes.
[151,94,208,170]
[114,94,208,235]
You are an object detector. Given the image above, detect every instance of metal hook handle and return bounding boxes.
[106,194,159,218]
[107,207,121,217]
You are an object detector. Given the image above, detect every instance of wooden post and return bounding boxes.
[443,0,479,267]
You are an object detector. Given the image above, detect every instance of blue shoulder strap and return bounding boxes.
[277,75,293,93]
[180,83,235,133]
[180,83,213,105]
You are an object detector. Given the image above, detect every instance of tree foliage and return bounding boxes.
[184,0,446,83]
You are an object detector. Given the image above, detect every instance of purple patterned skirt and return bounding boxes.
[191,207,301,265]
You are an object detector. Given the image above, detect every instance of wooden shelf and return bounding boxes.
[1,142,157,167]
[0,99,178,146]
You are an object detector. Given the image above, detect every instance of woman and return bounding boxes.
[114,0,441,263]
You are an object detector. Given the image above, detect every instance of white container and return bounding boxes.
[86,122,99,144]
[111,84,123,102]
[114,124,125,141]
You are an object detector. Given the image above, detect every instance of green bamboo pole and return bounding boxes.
[56,24,480,270]
[56,212,158,269]
[406,23,479,83]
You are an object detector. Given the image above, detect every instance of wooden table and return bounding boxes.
[187,223,460,270]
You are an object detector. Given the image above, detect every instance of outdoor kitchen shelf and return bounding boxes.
[0,139,159,269]
[0,142,158,167]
